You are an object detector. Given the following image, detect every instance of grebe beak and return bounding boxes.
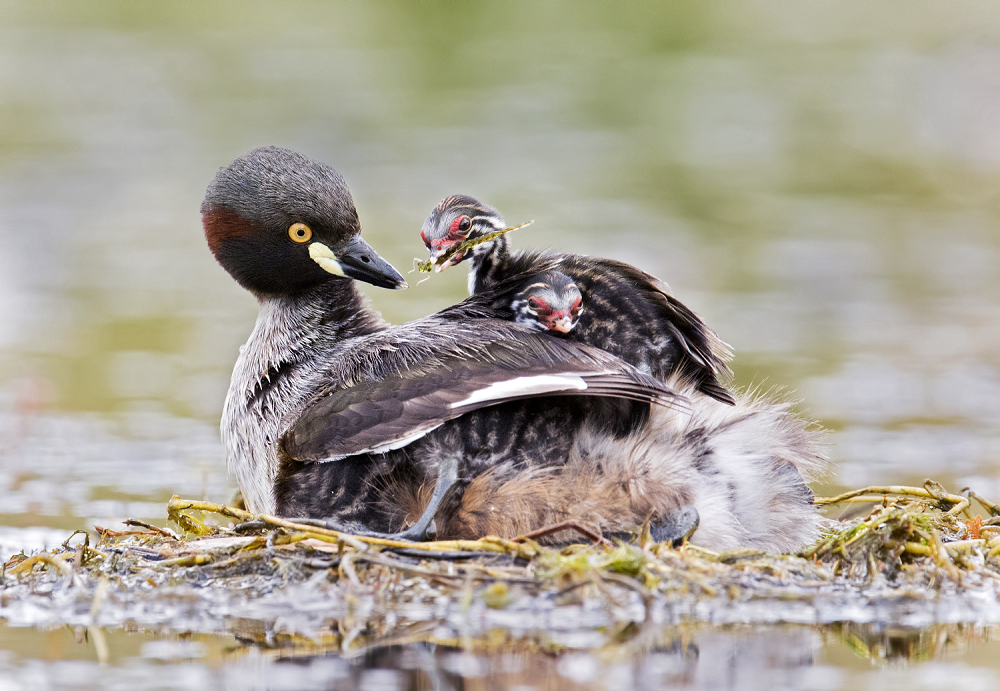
[324,235,408,290]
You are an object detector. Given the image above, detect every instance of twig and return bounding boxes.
[61,530,89,551]
[385,548,502,561]
[931,530,961,581]
[516,520,611,547]
[94,526,162,539]
[340,552,362,587]
[166,496,535,558]
[72,533,89,574]
[124,519,178,539]
[904,542,932,557]
[157,554,212,568]
[815,485,966,508]
[965,489,1000,517]
[815,496,915,505]
[946,496,972,517]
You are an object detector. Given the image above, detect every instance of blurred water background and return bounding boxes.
[2,1,1000,685]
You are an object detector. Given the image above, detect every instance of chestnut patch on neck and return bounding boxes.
[203,207,255,255]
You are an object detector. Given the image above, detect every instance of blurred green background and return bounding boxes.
[2,0,1000,528]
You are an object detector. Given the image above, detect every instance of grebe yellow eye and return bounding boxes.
[288,222,312,243]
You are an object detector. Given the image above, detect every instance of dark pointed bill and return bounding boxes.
[337,235,407,290]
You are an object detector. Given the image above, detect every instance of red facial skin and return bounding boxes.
[530,295,583,333]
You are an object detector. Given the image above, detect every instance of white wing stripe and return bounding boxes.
[450,374,589,409]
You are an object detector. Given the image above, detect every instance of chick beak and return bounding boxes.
[428,240,465,273]
[548,312,575,334]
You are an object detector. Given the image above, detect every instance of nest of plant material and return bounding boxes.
[806,480,998,581]
[3,479,1000,655]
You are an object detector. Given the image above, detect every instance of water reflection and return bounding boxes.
[828,622,991,663]
[3,624,1000,691]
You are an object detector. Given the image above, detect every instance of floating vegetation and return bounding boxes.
[4,480,1000,656]
[415,220,534,273]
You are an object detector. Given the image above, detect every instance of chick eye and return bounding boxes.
[288,222,313,243]
[449,216,472,237]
